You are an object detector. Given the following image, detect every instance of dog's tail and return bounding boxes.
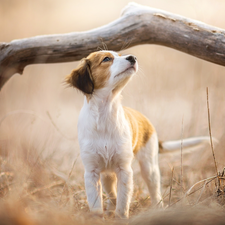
[159,136,218,154]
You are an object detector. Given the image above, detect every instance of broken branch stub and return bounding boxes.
[1,3,225,89]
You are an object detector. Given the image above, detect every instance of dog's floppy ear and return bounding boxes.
[65,58,94,95]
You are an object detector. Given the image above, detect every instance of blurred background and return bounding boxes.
[0,0,225,221]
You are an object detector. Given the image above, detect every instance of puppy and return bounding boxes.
[65,50,213,218]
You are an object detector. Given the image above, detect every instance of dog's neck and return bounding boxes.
[87,88,121,108]
[84,89,123,127]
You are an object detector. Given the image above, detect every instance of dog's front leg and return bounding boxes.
[84,171,103,216]
[115,167,133,219]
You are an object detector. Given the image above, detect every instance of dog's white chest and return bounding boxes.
[92,132,118,169]
[77,99,133,171]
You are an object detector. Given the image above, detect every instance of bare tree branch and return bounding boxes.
[1,2,225,89]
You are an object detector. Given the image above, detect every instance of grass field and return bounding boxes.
[0,0,225,224]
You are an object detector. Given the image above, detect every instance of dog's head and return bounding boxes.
[65,51,138,97]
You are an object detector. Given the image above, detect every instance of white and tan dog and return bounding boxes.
[65,50,213,218]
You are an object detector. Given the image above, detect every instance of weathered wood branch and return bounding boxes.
[1,2,225,89]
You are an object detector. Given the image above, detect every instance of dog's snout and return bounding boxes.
[126,55,137,65]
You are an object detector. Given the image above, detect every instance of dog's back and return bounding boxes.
[123,106,155,154]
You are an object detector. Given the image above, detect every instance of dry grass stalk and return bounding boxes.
[180,117,184,197]
[206,88,219,184]
[23,180,64,197]
[185,176,217,196]
[195,180,207,205]
[169,167,174,206]
[46,111,76,141]
[60,154,80,203]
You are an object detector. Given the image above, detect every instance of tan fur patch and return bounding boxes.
[65,52,114,95]
[123,107,155,154]
[87,52,114,90]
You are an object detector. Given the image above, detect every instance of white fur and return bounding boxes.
[136,132,162,206]
[78,92,135,217]
[162,136,218,151]
[77,51,163,218]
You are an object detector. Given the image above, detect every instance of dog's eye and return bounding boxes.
[102,57,111,62]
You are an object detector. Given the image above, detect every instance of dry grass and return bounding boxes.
[1,0,225,224]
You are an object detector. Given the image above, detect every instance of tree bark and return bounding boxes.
[1,2,225,89]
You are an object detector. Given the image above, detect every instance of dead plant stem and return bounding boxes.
[59,153,80,203]
[169,167,174,206]
[206,87,219,184]
[180,116,184,196]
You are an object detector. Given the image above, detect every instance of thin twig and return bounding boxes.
[185,175,217,196]
[171,176,217,206]
[46,111,76,140]
[59,153,80,203]
[0,110,76,140]
[23,180,64,197]
[195,180,207,205]
[169,167,174,206]
[18,144,47,200]
[206,88,219,183]
[180,116,184,196]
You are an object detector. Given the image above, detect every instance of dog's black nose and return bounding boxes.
[126,55,137,65]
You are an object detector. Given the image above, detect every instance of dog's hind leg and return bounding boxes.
[136,132,163,207]
[101,173,117,216]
